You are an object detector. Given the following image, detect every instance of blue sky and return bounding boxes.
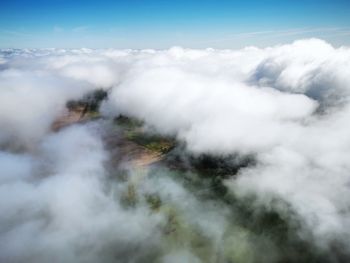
[1,0,350,48]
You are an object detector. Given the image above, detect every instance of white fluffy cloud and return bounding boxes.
[1,39,350,261]
[0,124,163,263]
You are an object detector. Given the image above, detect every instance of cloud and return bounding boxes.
[53,26,64,33]
[194,27,348,45]
[0,124,165,263]
[0,68,95,147]
[72,26,90,33]
[0,29,32,37]
[1,38,350,261]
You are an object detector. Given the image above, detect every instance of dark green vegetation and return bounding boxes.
[115,164,333,263]
[66,89,108,117]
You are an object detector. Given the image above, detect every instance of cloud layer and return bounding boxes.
[1,39,350,262]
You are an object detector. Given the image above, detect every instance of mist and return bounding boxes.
[1,39,350,262]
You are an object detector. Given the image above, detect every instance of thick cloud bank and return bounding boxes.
[1,39,350,262]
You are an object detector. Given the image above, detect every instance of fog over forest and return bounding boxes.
[1,39,350,262]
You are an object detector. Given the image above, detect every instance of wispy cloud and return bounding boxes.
[53,26,64,33]
[53,25,90,34]
[197,27,349,45]
[324,29,350,37]
[0,29,32,37]
[72,26,90,33]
